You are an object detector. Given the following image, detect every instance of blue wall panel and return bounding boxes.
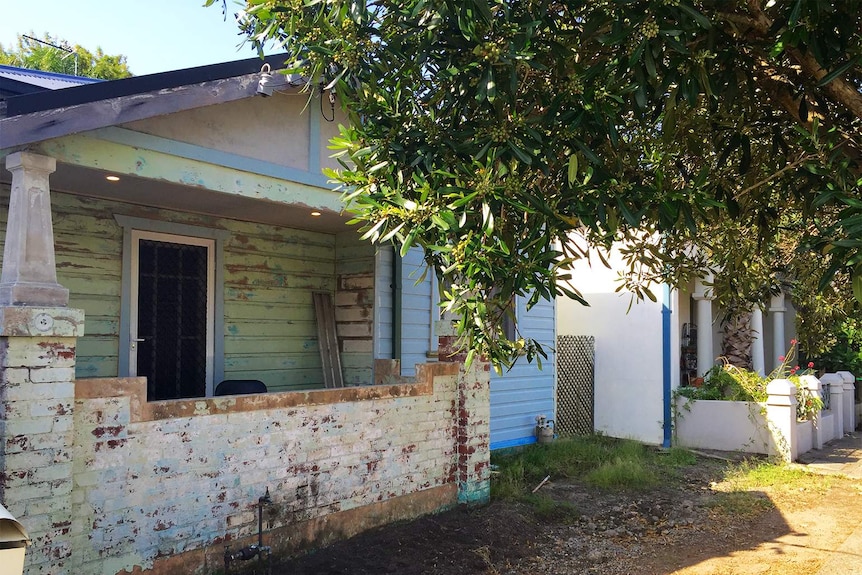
[489,296,556,450]
[377,246,557,446]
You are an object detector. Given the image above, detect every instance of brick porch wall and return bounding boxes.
[65,361,482,575]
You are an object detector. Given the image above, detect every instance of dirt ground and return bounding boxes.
[267,453,862,575]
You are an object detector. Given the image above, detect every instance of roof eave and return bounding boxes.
[1,73,266,150]
[1,53,288,119]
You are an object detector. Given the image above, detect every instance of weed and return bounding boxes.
[659,446,698,467]
[723,459,832,493]
[585,457,659,490]
[523,494,580,523]
[491,435,684,503]
[708,492,774,517]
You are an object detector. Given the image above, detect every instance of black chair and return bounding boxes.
[214,379,267,396]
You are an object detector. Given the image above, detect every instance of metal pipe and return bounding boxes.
[224,488,272,574]
[258,487,270,549]
[662,284,673,448]
[393,247,402,361]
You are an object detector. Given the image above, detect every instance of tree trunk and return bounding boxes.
[722,309,754,369]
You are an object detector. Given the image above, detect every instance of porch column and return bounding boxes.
[799,375,824,449]
[692,276,714,377]
[838,371,856,432]
[0,151,85,574]
[769,293,787,370]
[436,318,490,504]
[822,373,845,441]
[751,308,765,377]
[0,152,68,306]
[766,379,798,463]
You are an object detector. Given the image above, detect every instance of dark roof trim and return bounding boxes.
[0,77,46,97]
[2,53,288,118]
[1,72,272,149]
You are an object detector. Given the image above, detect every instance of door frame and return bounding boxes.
[130,229,216,396]
[116,215,229,397]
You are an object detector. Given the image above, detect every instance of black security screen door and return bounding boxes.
[137,239,208,400]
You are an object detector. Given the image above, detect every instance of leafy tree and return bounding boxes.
[229,0,862,368]
[0,33,132,79]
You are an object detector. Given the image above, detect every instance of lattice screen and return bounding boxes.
[556,335,595,436]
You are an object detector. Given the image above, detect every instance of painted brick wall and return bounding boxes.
[67,361,474,575]
[0,307,85,575]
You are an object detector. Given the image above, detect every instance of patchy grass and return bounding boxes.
[491,435,698,501]
[705,458,837,518]
[720,459,833,493]
[708,491,775,517]
[584,457,659,490]
[522,494,581,523]
[661,446,699,466]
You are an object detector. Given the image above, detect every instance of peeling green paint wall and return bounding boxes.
[0,185,375,392]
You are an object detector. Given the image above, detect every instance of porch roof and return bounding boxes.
[0,53,290,149]
[0,54,354,233]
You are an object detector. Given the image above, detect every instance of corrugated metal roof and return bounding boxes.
[0,64,101,90]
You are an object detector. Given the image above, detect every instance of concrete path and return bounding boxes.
[797,431,862,479]
[795,432,862,575]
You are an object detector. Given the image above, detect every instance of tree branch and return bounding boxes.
[741,0,862,120]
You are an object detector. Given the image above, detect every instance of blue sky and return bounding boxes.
[0,1,278,76]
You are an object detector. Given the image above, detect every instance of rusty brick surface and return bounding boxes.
[2,327,491,575]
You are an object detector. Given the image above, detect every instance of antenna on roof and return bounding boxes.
[21,34,79,76]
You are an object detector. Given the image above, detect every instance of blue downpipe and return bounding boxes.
[662,284,673,448]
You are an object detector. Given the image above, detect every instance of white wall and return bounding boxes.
[558,248,667,444]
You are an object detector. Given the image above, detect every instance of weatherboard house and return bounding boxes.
[0,57,554,574]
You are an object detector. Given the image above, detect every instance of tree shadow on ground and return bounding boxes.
[262,457,807,575]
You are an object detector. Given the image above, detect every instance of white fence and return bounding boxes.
[675,371,856,462]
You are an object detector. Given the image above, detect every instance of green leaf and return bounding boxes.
[567,154,579,185]
[816,56,860,87]
[677,2,712,29]
[788,0,803,25]
[854,267,862,304]
[508,142,532,164]
[644,46,657,79]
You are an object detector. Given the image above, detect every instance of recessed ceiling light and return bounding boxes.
[310,211,322,217]
[106,175,120,182]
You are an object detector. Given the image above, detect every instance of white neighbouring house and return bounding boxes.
[557,245,797,446]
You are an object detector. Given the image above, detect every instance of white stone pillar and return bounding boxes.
[692,277,714,377]
[0,152,68,306]
[769,293,786,371]
[822,373,845,440]
[799,375,824,449]
[838,371,856,432]
[751,308,765,377]
[766,379,798,462]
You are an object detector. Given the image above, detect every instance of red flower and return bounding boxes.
[779,356,785,362]
[808,362,815,368]
[794,366,800,371]
[791,339,798,345]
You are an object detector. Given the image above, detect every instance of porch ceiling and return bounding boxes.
[0,161,353,234]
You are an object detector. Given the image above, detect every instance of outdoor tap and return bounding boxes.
[259,486,272,505]
[223,488,275,574]
[257,487,272,551]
